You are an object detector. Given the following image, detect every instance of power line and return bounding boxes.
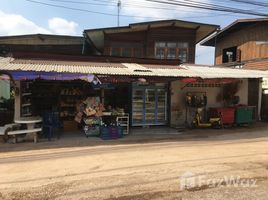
[24,0,268,24]
[229,0,268,7]
[25,0,250,20]
[24,0,163,19]
[44,0,226,14]
[46,0,117,6]
[145,0,268,17]
[41,0,268,16]
[149,0,268,16]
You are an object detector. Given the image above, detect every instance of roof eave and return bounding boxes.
[201,17,268,47]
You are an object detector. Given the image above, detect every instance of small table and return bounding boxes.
[14,116,42,143]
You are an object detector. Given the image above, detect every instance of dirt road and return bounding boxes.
[1,126,268,200]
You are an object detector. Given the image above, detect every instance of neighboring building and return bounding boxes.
[201,18,268,120]
[201,18,268,65]
[83,20,219,63]
[0,34,84,56]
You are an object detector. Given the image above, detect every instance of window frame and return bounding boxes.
[222,46,238,63]
[154,41,189,61]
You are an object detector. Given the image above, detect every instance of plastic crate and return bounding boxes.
[209,107,235,125]
[100,126,123,140]
[235,106,255,124]
[84,126,100,137]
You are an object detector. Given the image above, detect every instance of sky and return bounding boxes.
[0,0,267,64]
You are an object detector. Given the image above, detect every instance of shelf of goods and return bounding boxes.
[59,88,83,121]
[20,81,33,117]
[59,88,84,132]
[116,114,129,135]
[132,83,167,126]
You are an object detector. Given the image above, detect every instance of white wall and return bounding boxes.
[170,79,248,127]
[236,79,248,105]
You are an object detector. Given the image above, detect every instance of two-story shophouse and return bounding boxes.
[2,18,267,134]
[0,20,221,129]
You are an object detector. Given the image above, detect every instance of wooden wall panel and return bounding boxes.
[5,44,83,55]
[215,22,268,65]
[103,26,197,63]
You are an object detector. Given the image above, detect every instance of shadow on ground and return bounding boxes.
[0,122,268,153]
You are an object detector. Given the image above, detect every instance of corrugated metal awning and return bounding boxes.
[1,58,268,79]
[180,65,268,79]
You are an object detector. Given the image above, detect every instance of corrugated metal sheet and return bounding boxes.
[1,58,268,79]
[1,62,134,76]
[243,60,268,71]
[11,59,126,68]
[180,65,268,78]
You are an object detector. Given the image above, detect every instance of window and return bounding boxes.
[109,42,143,58]
[177,42,189,48]
[222,46,238,63]
[178,49,188,63]
[167,42,177,59]
[167,48,176,59]
[155,42,189,61]
[156,48,165,59]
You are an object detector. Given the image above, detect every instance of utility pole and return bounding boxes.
[117,0,121,27]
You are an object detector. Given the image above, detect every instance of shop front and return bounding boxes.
[15,79,128,138]
[1,58,268,142]
[7,71,172,140]
[170,78,258,128]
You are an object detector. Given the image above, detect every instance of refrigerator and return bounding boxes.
[132,83,168,126]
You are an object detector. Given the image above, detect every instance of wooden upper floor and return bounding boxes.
[102,26,195,63]
[84,20,218,64]
[0,20,218,65]
[201,18,268,65]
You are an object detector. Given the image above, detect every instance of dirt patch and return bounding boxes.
[1,182,71,200]
[104,191,181,200]
[1,127,268,200]
[185,184,211,192]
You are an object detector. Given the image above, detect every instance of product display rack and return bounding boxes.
[31,81,60,115]
[20,81,33,117]
[116,114,129,134]
[59,89,83,120]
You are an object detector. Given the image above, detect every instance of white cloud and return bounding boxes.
[0,10,79,36]
[0,10,51,35]
[48,17,78,35]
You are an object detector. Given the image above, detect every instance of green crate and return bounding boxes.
[236,106,255,124]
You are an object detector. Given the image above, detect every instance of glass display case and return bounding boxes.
[157,89,167,124]
[132,83,167,126]
[132,89,144,125]
[145,89,156,124]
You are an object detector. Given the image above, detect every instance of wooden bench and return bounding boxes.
[7,128,42,143]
